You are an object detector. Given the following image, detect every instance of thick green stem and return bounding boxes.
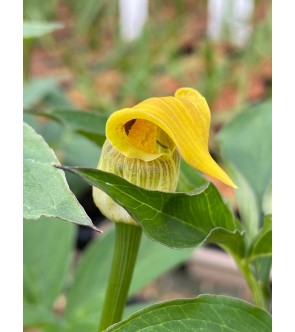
[99,222,142,331]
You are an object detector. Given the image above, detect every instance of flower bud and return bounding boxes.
[93,139,180,225]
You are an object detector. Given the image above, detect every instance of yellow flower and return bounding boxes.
[93,87,236,224]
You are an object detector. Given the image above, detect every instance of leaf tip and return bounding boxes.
[54,164,67,170]
[91,224,103,233]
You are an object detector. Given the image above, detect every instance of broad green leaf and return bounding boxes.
[106,295,272,332]
[23,217,76,308]
[23,123,97,229]
[23,302,63,328]
[217,101,272,216]
[23,21,63,39]
[26,108,107,146]
[60,167,245,254]
[64,226,192,328]
[248,215,272,260]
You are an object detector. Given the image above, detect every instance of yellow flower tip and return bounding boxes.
[212,168,238,189]
[175,87,204,102]
[105,87,237,189]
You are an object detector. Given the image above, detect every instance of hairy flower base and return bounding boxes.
[93,139,180,225]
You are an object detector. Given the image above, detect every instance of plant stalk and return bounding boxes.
[239,260,269,310]
[98,222,142,331]
[222,246,270,311]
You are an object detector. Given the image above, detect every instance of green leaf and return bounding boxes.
[225,163,260,242]
[23,113,101,196]
[23,123,97,229]
[23,21,63,39]
[23,302,63,328]
[26,108,107,146]
[43,322,98,332]
[217,101,272,215]
[252,256,272,308]
[24,78,60,109]
[59,167,245,255]
[177,158,207,192]
[23,77,72,110]
[130,235,193,295]
[64,226,192,327]
[106,295,272,332]
[246,215,272,309]
[248,215,272,260]
[23,112,100,171]
[63,229,114,325]
[262,183,272,215]
[23,217,76,308]
[124,302,155,320]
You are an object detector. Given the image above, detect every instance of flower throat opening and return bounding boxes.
[124,119,159,154]
[124,119,174,155]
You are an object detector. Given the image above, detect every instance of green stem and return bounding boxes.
[240,262,268,310]
[222,246,269,311]
[99,222,142,331]
[236,258,268,310]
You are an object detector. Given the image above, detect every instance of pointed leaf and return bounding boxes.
[59,166,245,255]
[23,123,97,229]
[106,295,271,332]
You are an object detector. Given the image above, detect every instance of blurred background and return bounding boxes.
[23,0,272,318]
[24,0,271,110]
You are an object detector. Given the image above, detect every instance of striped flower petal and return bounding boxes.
[106,87,236,188]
